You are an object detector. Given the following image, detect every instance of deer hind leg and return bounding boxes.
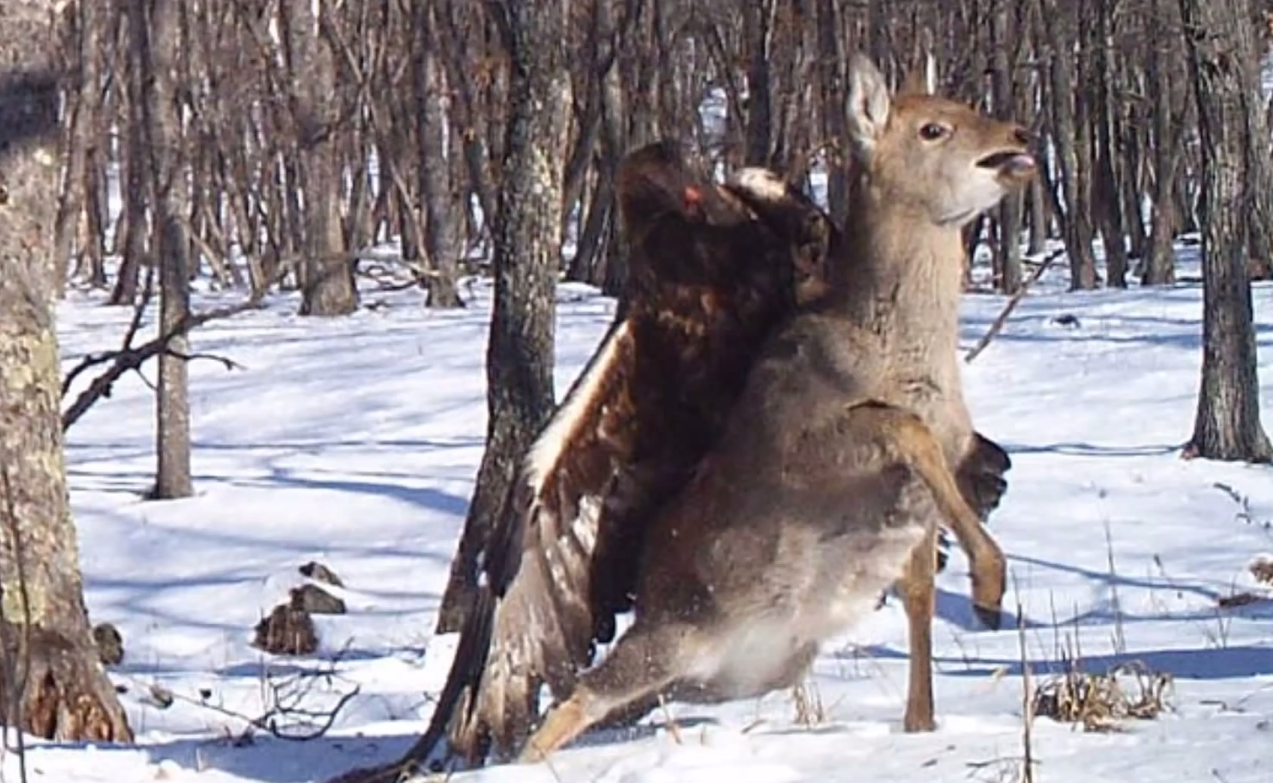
[519,620,694,764]
[899,521,938,732]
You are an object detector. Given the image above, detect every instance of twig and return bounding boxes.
[964,249,1065,364]
[1104,522,1127,656]
[61,297,263,432]
[60,265,155,398]
[166,350,246,372]
[656,693,683,746]
[116,661,360,743]
[1017,596,1035,783]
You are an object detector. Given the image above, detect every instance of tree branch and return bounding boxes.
[964,249,1065,364]
[60,265,155,398]
[61,297,263,432]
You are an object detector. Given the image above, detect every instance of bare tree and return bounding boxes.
[1179,0,1273,462]
[436,0,571,632]
[1039,0,1099,290]
[815,0,850,225]
[0,0,131,741]
[990,0,1023,292]
[1088,0,1128,287]
[135,0,193,499]
[288,0,358,316]
[112,10,150,307]
[52,0,106,294]
[741,0,777,166]
[1143,0,1183,286]
[416,2,464,308]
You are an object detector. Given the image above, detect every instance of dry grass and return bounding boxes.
[791,678,827,727]
[655,693,684,746]
[1026,531,1172,734]
[1032,654,1173,732]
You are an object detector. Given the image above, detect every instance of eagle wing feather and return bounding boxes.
[402,142,843,770]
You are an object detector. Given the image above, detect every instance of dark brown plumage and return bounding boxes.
[378,141,834,770]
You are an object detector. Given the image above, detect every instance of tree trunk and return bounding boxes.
[592,2,630,298]
[1122,108,1149,262]
[289,0,357,316]
[1040,0,1099,289]
[110,57,149,306]
[1179,0,1273,462]
[1027,177,1049,254]
[742,0,774,166]
[52,0,104,295]
[990,0,1023,292]
[0,0,132,742]
[1143,0,1180,285]
[816,0,850,225]
[417,3,463,308]
[435,0,569,633]
[571,175,614,285]
[565,0,625,287]
[1242,40,1273,281]
[436,0,497,238]
[137,0,192,499]
[1090,0,1127,287]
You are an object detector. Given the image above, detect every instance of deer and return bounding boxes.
[516,53,1035,763]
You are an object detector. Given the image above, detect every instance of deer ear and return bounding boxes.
[846,54,892,156]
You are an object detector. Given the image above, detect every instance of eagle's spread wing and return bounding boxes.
[396,142,838,770]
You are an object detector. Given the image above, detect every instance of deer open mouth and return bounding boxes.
[977,150,1036,177]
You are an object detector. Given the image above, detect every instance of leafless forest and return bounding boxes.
[52,0,1273,310]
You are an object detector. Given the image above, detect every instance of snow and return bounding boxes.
[11,244,1273,783]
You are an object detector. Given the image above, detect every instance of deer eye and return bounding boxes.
[919,122,950,141]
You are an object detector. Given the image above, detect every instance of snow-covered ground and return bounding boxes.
[9,245,1273,783]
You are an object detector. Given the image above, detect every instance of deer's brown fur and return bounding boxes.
[520,54,1034,763]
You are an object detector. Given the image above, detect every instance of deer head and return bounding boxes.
[845,54,1036,228]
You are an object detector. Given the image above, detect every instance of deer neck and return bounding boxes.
[827,183,967,379]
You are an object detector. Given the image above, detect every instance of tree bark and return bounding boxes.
[136,0,193,499]
[1027,178,1049,254]
[742,0,775,166]
[289,0,357,316]
[1040,0,1099,289]
[1143,0,1180,285]
[816,0,850,226]
[0,0,132,742]
[1241,21,1273,282]
[591,0,630,297]
[52,0,104,295]
[435,0,569,633]
[111,58,149,307]
[1090,0,1127,287]
[990,0,1023,292]
[1179,0,1273,462]
[417,2,463,309]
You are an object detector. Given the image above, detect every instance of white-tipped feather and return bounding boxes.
[572,496,602,553]
[728,168,790,205]
[523,320,632,492]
